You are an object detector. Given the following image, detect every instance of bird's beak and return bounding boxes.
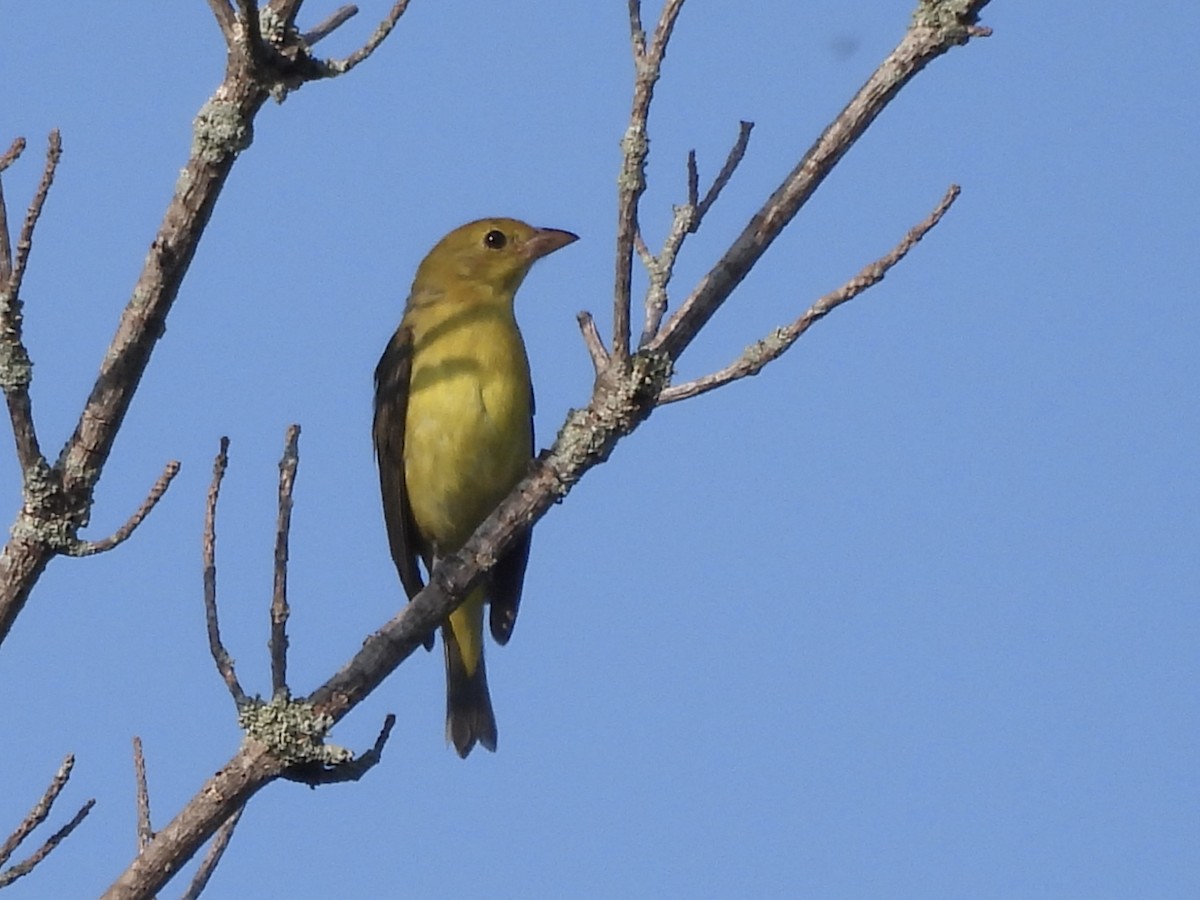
[521,227,579,262]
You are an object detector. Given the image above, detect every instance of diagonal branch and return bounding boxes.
[302,4,359,45]
[0,754,95,889]
[694,119,754,224]
[649,2,990,364]
[321,0,412,76]
[0,137,26,176]
[64,460,181,557]
[659,184,961,404]
[181,806,244,900]
[0,800,95,890]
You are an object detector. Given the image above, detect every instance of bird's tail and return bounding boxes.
[443,588,498,757]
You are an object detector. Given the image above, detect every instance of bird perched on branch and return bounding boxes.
[373,218,578,757]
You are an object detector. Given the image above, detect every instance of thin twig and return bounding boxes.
[0,754,94,888]
[8,127,61,302]
[303,4,359,45]
[0,755,75,867]
[181,807,243,900]
[695,120,753,223]
[286,714,396,786]
[270,424,301,699]
[0,134,54,473]
[132,738,153,852]
[206,0,237,41]
[203,437,247,706]
[614,0,686,364]
[576,311,609,375]
[322,0,412,76]
[649,14,989,364]
[659,185,961,404]
[638,121,754,348]
[0,137,26,176]
[65,460,181,557]
[0,800,95,889]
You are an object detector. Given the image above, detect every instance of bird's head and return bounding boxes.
[412,218,579,300]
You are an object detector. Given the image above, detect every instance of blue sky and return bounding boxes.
[2,1,1197,897]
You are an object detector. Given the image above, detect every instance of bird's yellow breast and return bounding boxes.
[403,298,533,554]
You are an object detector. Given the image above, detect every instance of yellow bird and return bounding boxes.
[373,218,577,757]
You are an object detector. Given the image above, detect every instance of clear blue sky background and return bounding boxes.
[2,2,1196,897]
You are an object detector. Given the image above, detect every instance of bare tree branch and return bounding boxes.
[0,755,94,888]
[203,437,247,707]
[270,425,300,699]
[302,4,359,45]
[0,137,26,175]
[0,130,60,479]
[181,807,243,900]
[0,0,415,648]
[132,738,154,853]
[0,801,94,890]
[63,460,182,557]
[576,311,609,375]
[694,120,754,224]
[285,713,397,786]
[321,0,412,76]
[659,184,962,404]
[648,3,990,364]
[636,121,755,348]
[613,0,686,364]
[9,129,62,303]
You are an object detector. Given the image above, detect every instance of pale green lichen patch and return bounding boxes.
[911,0,976,31]
[238,696,352,767]
[192,98,252,164]
[0,293,33,391]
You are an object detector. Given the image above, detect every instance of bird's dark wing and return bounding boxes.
[488,387,535,646]
[373,325,432,650]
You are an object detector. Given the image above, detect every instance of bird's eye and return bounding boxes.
[483,229,508,250]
